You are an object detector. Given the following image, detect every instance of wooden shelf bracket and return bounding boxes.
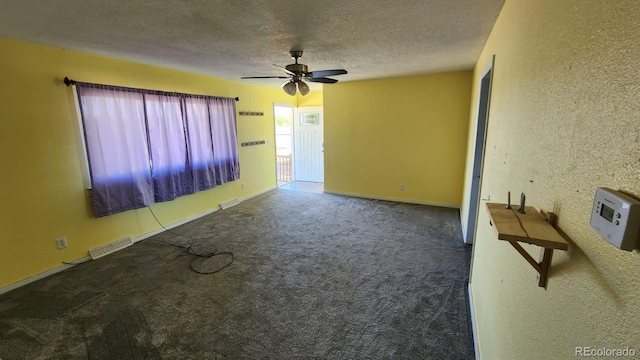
[486,203,568,288]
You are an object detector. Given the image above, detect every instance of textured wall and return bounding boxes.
[464,1,640,358]
[0,37,296,289]
[323,72,472,207]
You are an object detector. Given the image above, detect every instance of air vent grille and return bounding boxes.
[220,198,240,209]
[89,236,133,260]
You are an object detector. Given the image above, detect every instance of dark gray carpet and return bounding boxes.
[0,189,474,359]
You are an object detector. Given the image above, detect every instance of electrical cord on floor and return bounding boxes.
[147,206,234,275]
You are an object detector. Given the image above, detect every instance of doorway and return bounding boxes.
[464,58,494,245]
[274,105,325,186]
[274,105,294,185]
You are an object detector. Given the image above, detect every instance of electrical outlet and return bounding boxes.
[56,237,68,249]
[241,183,246,190]
[399,184,405,191]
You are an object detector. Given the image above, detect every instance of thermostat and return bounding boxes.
[590,187,640,251]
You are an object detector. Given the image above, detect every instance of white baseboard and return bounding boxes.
[0,186,277,295]
[468,281,480,360]
[460,211,468,242]
[241,185,277,202]
[0,257,91,295]
[323,190,461,209]
[131,203,224,244]
[131,185,276,244]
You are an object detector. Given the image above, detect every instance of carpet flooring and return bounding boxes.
[0,189,474,359]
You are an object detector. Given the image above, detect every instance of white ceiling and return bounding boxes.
[0,0,505,88]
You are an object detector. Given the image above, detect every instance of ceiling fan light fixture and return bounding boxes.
[297,81,310,96]
[242,50,347,95]
[282,81,296,96]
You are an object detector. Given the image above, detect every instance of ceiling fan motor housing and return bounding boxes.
[287,50,307,80]
[285,63,308,77]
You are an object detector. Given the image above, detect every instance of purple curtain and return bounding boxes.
[145,93,194,201]
[184,97,217,192]
[77,86,154,217]
[209,97,240,183]
[76,83,239,217]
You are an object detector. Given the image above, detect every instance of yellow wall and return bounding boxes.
[297,90,323,107]
[464,1,640,358]
[323,72,472,207]
[0,36,296,289]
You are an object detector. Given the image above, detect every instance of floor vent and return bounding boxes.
[220,198,240,209]
[89,236,133,260]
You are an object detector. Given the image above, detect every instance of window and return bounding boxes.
[75,83,239,217]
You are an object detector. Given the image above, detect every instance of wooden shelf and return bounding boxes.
[486,203,568,250]
[486,202,569,288]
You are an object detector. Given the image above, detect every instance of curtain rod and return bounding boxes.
[63,77,240,102]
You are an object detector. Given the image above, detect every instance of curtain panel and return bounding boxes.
[75,83,239,217]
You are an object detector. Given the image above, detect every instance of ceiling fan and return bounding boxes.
[241,50,348,96]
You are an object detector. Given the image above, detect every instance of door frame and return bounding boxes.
[273,103,295,185]
[464,55,495,245]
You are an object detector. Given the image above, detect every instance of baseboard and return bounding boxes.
[131,185,276,244]
[460,211,468,242]
[0,257,91,295]
[468,281,481,360]
[131,204,224,244]
[323,190,461,209]
[241,185,277,203]
[0,186,277,295]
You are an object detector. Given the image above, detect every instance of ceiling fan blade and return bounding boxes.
[308,69,347,78]
[241,76,290,79]
[307,77,339,84]
[273,64,295,76]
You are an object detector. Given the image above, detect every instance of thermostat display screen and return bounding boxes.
[600,204,615,222]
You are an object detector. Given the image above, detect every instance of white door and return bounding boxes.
[294,106,324,182]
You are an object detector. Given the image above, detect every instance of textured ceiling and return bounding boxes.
[0,0,505,88]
